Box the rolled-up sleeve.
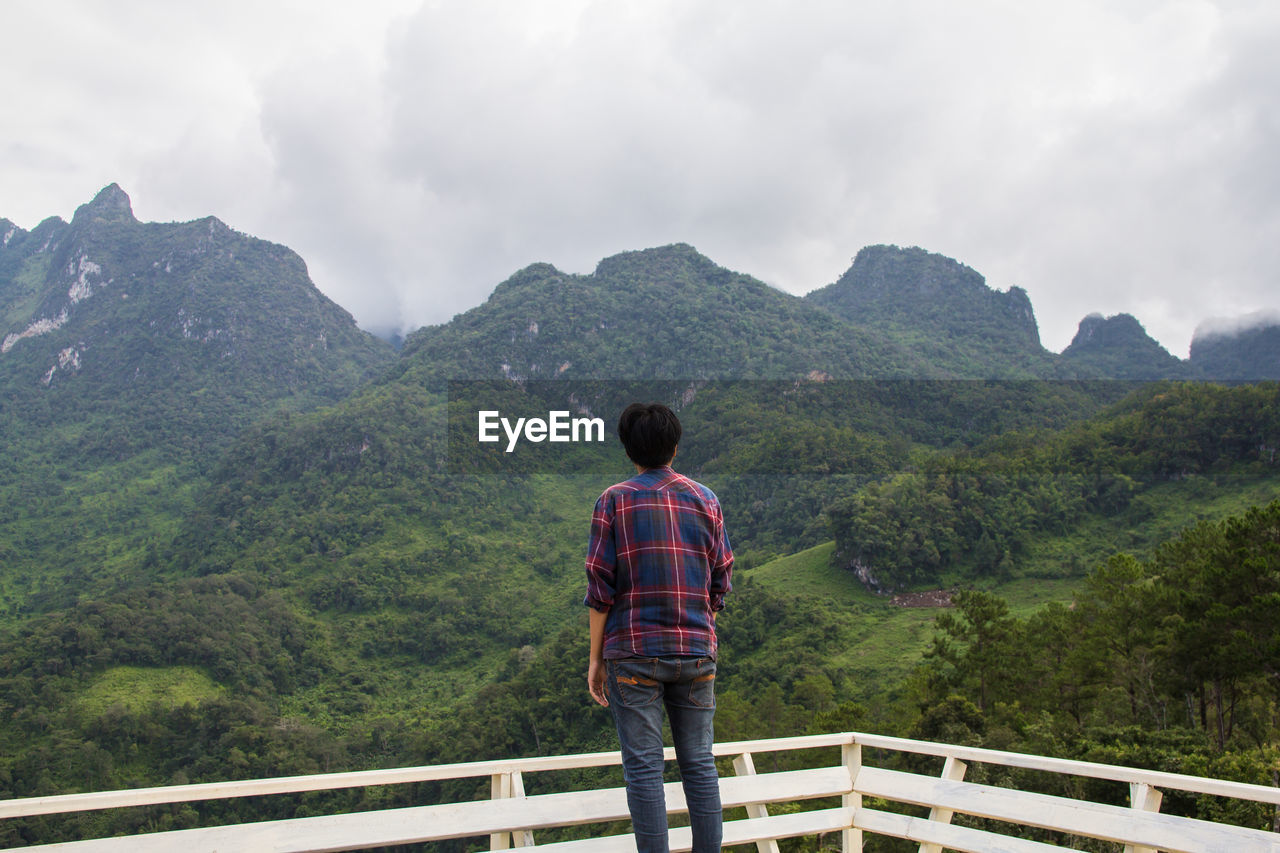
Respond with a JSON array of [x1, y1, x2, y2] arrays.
[[707, 506, 733, 612], [583, 493, 617, 611]]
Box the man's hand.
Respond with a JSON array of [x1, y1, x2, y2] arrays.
[[588, 658, 609, 707], [587, 606, 610, 707]]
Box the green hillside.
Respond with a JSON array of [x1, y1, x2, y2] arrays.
[[805, 244, 1055, 377], [828, 381, 1280, 590], [4, 372, 1277, 844], [1060, 313, 1191, 380], [396, 244, 935, 382], [0, 186, 394, 612], [2, 196, 1280, 845], [1191, 319, 1280, 380]]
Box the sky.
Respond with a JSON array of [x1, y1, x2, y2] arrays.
[[1, 1, 1277, 356]]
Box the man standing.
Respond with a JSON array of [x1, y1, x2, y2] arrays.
[[584, 402, 734, 853]]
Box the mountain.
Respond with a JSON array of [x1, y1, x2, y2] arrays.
[[1, 184, 394, 451], [3, 194, 1280, 837], [804, 245, 1055, 377], [396, 243, 935, 383], [1189, 315, 1280, 380], [1059, 313, 1189, 380], [0, 185, 395, 612]]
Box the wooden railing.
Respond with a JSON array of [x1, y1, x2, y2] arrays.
[[5, 732, 1280, 851]]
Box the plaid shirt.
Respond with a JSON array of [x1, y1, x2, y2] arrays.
[[584, 465, 733, 660]]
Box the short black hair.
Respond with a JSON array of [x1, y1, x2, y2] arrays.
[[617, 402, 681, 469]]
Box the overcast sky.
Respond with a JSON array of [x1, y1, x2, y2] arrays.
[[2, 1, 1277, 356]]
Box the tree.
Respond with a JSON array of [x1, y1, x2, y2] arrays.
[[1074, 553, 1169, 728], [1158, 502, 1280, 748], [927, 590, 1020, 712]]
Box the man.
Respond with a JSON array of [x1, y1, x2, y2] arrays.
[[584, 402, 734, 853]]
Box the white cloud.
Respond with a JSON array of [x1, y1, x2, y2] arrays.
[[2, 0, 1277, 355], [1195, 308, 1280, 340]]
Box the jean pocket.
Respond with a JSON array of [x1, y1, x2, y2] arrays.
[[671, 659, 716, 710], [609, 658, 662, 707]]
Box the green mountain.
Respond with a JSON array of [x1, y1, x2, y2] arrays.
[[1060, 313, 1191, 380], [1189, 315, 1280, 379], [396, 243, 933, 383], [0, 185, 394, 612], [4, 372, 1276, 844], [803, 245, 1216, 381], [1, 185, 392, 436], [2, 193, 1280, 845], [805, 244, 1055, 377]]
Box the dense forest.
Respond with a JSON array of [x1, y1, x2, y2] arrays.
[[2, 190, 1280, 847], [828, 382, 1280, 589], [1, 379, 1277, 846]]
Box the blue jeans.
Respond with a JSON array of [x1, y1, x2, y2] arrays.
[[606, 656, 721, 853]]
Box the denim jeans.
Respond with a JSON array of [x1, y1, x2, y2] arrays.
[[606, 656, 721, 853]]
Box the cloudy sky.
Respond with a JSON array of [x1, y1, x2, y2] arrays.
[[2, 1, 1277, 355]]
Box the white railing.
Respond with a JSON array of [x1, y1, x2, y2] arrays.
[[4, 732, 1280, 851]]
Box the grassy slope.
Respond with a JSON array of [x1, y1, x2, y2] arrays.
[[744, 543, 941, 697], [743, 467, 1280, 703], [76, 666, 227, 717]]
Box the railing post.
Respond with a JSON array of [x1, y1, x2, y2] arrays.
[[843, 741, 863, 853], [490, 771, 534, 850], [733, 752, 781, 853], [1124, 782, 1163, 853], [918, 754, 967, 853]]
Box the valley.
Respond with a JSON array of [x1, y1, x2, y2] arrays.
[[1, 187, 1278, 845]]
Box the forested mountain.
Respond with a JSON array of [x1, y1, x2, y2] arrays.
[[1, 187, 1279, 846], [0, 184, 392, 428], [805, 245, 1054, 377], [1190, 316, 1280, 380], [395, 243, 934, 382], [803, 243, 1279, 381], [398, 239, 1275, 385], [1060, 313, 1191, 380], [0, 186, 393, 611]]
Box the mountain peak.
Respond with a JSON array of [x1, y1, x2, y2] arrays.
[[1068, 312, 1136, 347], [592, 243, 712, 280], [1192, 309, 1280, 343], [838, 244, 989, 296], [1061, 313, 1185, 379], [1189, 311, 1280, 380], [72, 183, 136, 226], [805, 244, 1046, 374]]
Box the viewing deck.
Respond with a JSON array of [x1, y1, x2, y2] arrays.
[[5, 731, 1280, 851]]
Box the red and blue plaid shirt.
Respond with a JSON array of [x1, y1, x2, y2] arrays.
[[584, 465, 733, 660]]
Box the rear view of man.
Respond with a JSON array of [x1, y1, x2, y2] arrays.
[[584, 402, 734, 853]]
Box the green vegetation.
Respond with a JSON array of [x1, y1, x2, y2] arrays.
[[828, 382, 1280, 590], [6, 377, 1276, 845], [1060, 313, 1190, 379], [901, 501, 1280, 835], [806, 245, 1055, 378], [1191, 322, 1280, 380], [0, 186, 393, 612], [397, 245, 935, 383], [75, 666, 226, 717], [3, 202, 1280, 845]]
